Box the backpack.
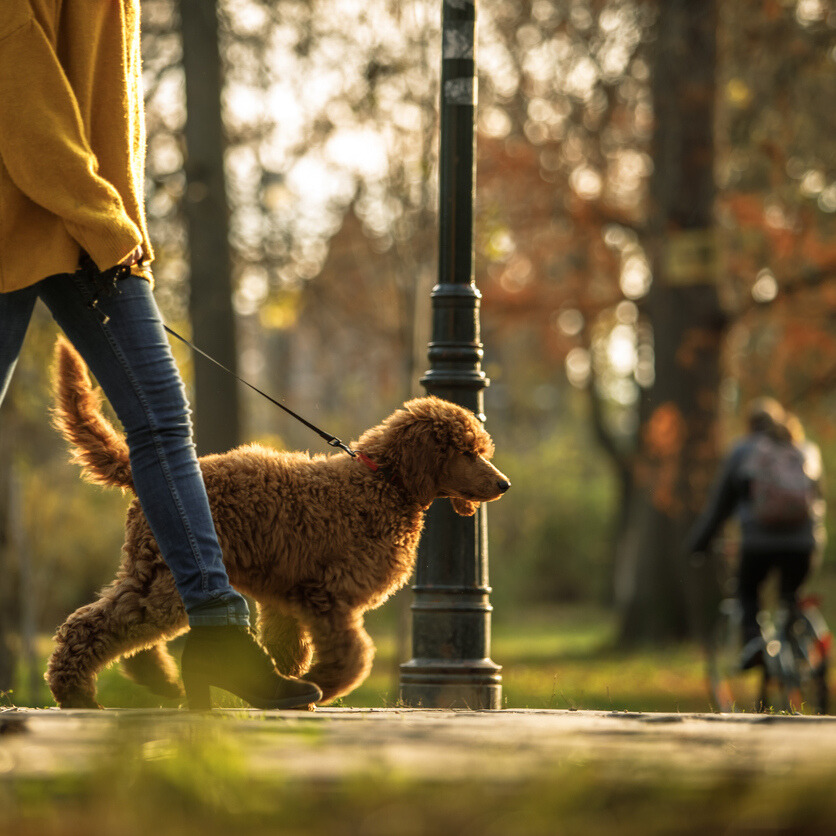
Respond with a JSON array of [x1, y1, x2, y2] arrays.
[[745, 435, 813, 529]]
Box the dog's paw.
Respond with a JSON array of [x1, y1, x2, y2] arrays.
[[286, 702, 317, 712], [57, 696, 104, 710], [150, 681, 185, 700]]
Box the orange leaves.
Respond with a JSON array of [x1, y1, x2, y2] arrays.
[[723, 193, 763, 228], [638, 403, 687, 517], [644, 403, 686, 458], [676, 327, 723, 372]]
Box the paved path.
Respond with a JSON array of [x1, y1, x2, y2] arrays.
[[5, 707, 836, 782]]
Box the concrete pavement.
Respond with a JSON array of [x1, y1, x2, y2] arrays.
[[4, 707, 836, 782]]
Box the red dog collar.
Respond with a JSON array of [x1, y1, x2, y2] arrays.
[[355, 452, 379, 472]]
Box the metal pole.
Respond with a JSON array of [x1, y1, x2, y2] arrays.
[[399, 0, 501, 709]]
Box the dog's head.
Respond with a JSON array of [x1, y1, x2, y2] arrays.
[[356, 396, 510, 515]]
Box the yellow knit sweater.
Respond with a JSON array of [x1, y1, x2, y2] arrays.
[[0, 0, 153, 292]]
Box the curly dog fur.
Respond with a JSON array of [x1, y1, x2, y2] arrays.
[[46, 337, 509, 708]]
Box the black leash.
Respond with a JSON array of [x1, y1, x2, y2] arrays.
[[75, 254, 358, 458], [162, 325, 357, 457]]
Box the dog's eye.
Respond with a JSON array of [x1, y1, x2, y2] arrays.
[[463, 451, 477, 460]]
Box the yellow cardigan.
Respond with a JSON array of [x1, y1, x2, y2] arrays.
[[0, 0, 153, 292]]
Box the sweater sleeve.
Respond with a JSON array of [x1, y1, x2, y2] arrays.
[[0, 13, 143, 270], [685, 445, 746, 555]]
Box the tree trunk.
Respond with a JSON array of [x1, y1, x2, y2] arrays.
[[179, 0, 240, 455], [615, 0, 726, 645]]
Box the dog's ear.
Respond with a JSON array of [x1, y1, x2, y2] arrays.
[[451, 497, 479, 517], [395, 420, 445, 507]]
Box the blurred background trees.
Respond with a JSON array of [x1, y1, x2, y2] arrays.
[[2, 0, 836, 700]]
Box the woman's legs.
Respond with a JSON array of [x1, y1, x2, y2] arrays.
[[37, 271, 248, 626], [0, 284, 39, 404], [737, 550, 812, 671], [738, 551, 772, 644], [777, 551, 812, 614], [7, 270, 320, 708]]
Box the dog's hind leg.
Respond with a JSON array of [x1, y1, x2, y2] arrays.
[[255, 603, 314, 677], [301, 607, 375, 703], [120, 644, 184, 699], [46, 572, 187, 709]]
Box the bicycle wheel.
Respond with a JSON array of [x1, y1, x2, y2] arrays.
[[707, 598, 765, 712], [782, 604, 831, 714]]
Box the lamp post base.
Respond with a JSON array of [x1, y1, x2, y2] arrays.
[[399, 659, 502, 710]]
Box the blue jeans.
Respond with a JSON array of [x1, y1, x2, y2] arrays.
[[0, 270, 249, 627]]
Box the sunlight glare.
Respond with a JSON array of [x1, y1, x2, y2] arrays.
[[620, 253, 651, 299], [751, 269, 778, 303], [326, 129, 389, 179], [608, 324, 637, 377], [566, 347, 591, 388]]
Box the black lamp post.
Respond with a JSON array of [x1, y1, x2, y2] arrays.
[[399, 0, 501, 710]]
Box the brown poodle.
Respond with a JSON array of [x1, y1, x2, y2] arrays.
[[46, 337, 510, 708]]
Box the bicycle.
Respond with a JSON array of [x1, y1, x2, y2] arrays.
[[707, 593, 831, 714]]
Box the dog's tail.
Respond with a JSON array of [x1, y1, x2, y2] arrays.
[[51, 336, 135, 491]]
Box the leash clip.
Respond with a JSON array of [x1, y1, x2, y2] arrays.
[[328, 438, 357, 457]]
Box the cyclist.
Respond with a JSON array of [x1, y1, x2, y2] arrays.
[[686, 398, 821, 671]]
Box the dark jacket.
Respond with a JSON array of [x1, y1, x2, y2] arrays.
[[686, 432, 817, 557]]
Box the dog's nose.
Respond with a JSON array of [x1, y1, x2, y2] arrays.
[[497, 479, 511, 493]]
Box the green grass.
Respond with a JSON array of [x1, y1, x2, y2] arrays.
[[330, 603, 713, 713], [18, 568, 836, 713], [493, 606, 711, 712], [0, 602, 770, 713], [5, 760, 835, 836]]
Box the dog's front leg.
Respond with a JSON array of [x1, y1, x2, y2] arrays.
[[302, 607, 375, 703]]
